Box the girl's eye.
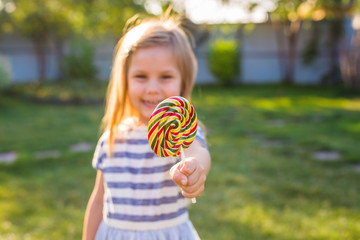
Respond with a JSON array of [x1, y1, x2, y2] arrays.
[[162, 75, 173, 80], [135, 74, 147, 79]]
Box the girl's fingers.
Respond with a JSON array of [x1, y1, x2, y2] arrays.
[[171, 157, 207, 198], [181, 182, 205, 198], [186, 164, 205, 186], [179, 157, 197, 176], [170, 164, 188, 186], [182, 173, 206, 195]]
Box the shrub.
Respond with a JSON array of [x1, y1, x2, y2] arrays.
[[208, 39, 240, 86], [61, 39, 98, 82], [0, 55, 12, 89]]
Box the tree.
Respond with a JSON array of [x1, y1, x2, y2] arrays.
[[9, 0, 77, 81], [270, 0, 322, 84], [16, 10, 50, 81], [7, 0, 146, 81], [216, 0, 360, 87], [0, 1, 15, 39], [83, 0, 146, 39], [209, 0, 306, 84], [316, 0, 360, 88], [343, 13, 360, 88], [301, 0, 359, 88], [266, 0, 360, 88]]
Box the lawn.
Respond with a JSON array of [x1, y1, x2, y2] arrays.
[[0, 85, 360, 239]]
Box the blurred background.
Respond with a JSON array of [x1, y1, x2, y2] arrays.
[[0, 0, 360, 239], [0, 0, 359, 87]]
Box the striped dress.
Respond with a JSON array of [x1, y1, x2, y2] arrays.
[[92, 120, 207, 239]]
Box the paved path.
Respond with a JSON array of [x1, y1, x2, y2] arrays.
[[0, 152, 17, 164], [0, 142, 94, 164]]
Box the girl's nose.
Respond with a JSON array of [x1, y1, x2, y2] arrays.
[[146, 79, 160, 93]]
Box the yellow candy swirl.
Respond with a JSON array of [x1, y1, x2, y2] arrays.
[[148, 96, 197, 157]]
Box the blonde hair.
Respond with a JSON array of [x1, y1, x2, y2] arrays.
[[102, 13, 198, 155]]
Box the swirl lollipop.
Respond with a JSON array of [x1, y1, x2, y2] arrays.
[[148, 96, 197, 158], [148, 96, 198, 203]]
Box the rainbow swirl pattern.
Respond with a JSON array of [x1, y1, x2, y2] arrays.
[[148, 96, 198, 157]]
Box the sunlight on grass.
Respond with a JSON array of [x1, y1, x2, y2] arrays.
[[344, 121, 360, 133], [224, 203, 360, 239], [211, 94, 360, 113], [252, 97, 293, 111], [298, 97, 360, 111], [1, 85, 360, 239]]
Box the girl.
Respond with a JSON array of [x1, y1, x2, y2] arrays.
[[82, 13, 211, 240]]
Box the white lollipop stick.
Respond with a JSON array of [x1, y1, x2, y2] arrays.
[[180, 146, 196, 204]]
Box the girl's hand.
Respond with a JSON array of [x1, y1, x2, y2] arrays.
[[170, 157, 207, 198]]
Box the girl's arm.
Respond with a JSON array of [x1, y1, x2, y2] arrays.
[[170, 139, 211, 198], [82, 170, 104, 240]]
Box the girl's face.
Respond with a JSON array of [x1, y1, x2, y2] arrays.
[[127, 46, 182, 124]]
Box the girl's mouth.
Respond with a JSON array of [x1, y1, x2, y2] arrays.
[[142, 100, 161, 108]]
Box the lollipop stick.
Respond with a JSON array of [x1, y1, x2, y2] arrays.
[[180, 146, 186, 162], [180, 146, 196, 204]]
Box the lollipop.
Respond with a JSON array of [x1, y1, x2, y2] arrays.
[[148, 96, 197, 158], [148, 96, 198, 203]]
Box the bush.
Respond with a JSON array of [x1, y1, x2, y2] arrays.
[[61, 39, 98, 82], [0, 55, 12, 89], [208, 39, 240, 86]]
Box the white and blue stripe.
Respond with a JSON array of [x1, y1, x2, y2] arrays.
[[92, 123, 207, 231]]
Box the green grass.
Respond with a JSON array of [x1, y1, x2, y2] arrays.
[[1, 85, 360, 239], [3, 81, 107, 104]]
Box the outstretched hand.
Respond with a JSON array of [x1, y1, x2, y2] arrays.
[[170, 157, 207, 199]]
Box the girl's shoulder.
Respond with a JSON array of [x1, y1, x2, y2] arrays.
[[120, 117, 147, 130], [118, 117, 147, 134], [94, 130, 110, 154], [110, 117, 148, 141], [99, 117, 147, 142]]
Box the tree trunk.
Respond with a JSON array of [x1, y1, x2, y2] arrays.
[[348, 29, 360, 88], [331, 0, 360, 88], [285, 19, 302, 84], [273, 20, 288, 82], [52, 37, 65, 81], [322, 19, 342, 85], [33, 40, 47, 82], [272, 19, 302, 84], [340, 19, 360, 89]]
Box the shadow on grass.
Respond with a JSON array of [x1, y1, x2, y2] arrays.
[[0, 153, 95, 239], [1, 85, 360, 239]]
